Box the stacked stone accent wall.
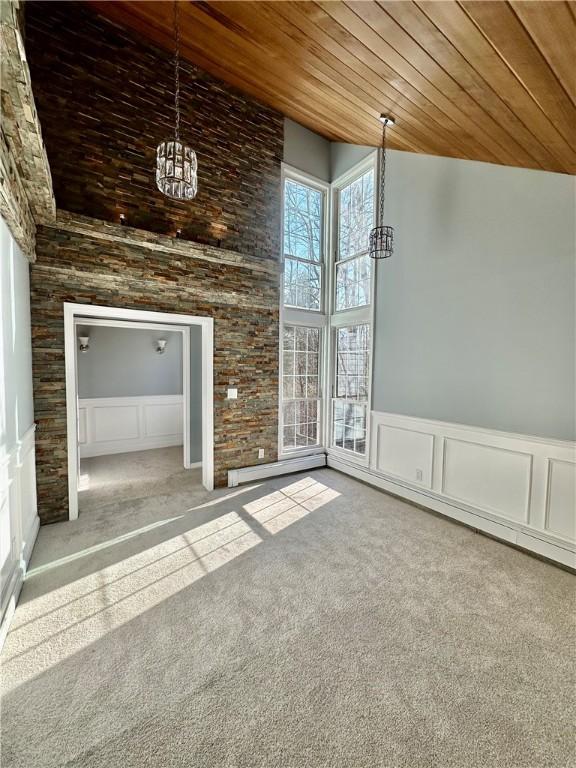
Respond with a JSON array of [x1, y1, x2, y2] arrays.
[[1, 0, 55, 259], [24, 3, 284, 524], [32, 217, 280, 524], [25, 1, 282, 260]]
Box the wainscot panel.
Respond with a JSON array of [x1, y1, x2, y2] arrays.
[[79, 395, 184, 458], [1, 426, 40, 647], [328, 411, 575, 568]]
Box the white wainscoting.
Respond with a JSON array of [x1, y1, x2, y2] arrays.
[[328, 411, 575, 568], [79, 395, 184, 458], [1, 425, 40, 647]]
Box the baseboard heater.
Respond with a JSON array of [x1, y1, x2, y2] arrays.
[[228, 453, 326, 487]]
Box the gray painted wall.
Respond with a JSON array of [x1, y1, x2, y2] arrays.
[[284, 118, 330, 181], [77, 323, 203, 460], [372, 150, 576, 441], [331, 142, 373, 181], [283, 121, 575, 441], [77, 325, 183, 398], [188, 326, 203, 464], [1, 216, 35, 454]]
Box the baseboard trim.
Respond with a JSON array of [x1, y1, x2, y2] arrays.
[[228, 453, 327, 487], [0, 513, 40, 651], [327, 454, 576, 569], [81, 437, 184, 458]]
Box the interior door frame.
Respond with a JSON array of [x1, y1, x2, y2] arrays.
[[64, 302, 214, 520], [74, 317, 191, 469]]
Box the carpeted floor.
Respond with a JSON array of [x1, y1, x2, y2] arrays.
[[1, 467, 574, 768], [79, 446, 198, 512]]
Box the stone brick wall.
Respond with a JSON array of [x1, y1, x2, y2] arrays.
[[24, 2, 284, 524], [32, 215, 280, 524], [25, 1, 282, 259]]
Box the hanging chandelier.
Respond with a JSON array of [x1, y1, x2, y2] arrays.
[[369, 114, 395, 259], [156, 1, 197, 200]]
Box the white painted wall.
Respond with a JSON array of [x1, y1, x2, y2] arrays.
[[1, 217, 34, 452], [0, 216, 39, 639]]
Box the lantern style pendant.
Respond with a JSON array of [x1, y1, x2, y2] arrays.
[[156, 1, 197, 200], [369, 114, 395, 259]]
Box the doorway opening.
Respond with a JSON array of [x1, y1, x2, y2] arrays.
[[64, 303, 214, 520]]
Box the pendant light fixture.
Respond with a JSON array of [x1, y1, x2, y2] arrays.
[[369, 114, 395, 259], [156, 1, 197, 200]]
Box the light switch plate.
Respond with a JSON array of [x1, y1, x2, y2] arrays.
[[227, 388, 238, 400]]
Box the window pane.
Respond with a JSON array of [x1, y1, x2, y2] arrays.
[[283, 179, 322, 262], [283, 425, 296, 449], [283, 351, 294, 375], [331, 400, 367, 456], [283, 326, 295, 350], [338, 169, 374, 261], [282, 325, 321, 452], [284, 257, 321, 310], [283, 377, 294, 399], [295, 327, 308, 351], [335, 254, 370, 311], [331, 325, 369, 456]]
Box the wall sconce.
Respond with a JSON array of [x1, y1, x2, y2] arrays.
[[156, 339, 167, 355], [79, 335, 90, 353]]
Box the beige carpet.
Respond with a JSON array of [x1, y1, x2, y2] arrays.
[[1, 468, 574, 768], [79, 446, 199, 512]]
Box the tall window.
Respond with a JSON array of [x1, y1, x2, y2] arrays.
[[282, 326, 320, 450], [283, 179, 322, 311], [335, 168, 374, 312], [280, 171, 328, 454], [330, 160, 375, 458], [280, 158, 375, 461]]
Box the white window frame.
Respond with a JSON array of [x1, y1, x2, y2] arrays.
[[326, 152, 378, 468], [279, 164, 330, 460]]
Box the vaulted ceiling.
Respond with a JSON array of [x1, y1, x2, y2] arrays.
[[89, 1, 576, 174]]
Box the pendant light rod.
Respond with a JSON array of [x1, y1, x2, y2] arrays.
[[369, 113, 396, 260], [174, 0, 180, 142], [155, 0, 198, 200]]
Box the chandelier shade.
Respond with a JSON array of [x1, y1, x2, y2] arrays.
[[156, 1, 197, 201], [156, 140, 197, 200], [369, 114, 395, 260], [369, 224, 394, 260]]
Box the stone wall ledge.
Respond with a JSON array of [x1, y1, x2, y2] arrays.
[[45, 210, 279, 277]]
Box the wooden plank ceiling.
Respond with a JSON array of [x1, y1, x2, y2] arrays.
[[89, 1, 576, 174]]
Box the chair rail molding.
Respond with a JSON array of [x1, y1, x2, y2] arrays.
[[328, 411, 575, 568]]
